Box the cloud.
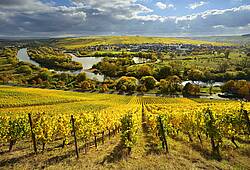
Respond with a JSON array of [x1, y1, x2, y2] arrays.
[[188, 1, 208, 10], [0, 0, 249, 37], [0, 0, 35, 6], [72, 0, 153, 20], [0, 0, 87, 36], [176, 5, 250, 35], [155, 2, 174, 10], [0, 0, 51, 13], [213, 25, 225, 29]]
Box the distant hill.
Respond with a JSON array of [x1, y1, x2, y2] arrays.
[[242, 34, 250, 37], [188, 35, 250, 45], [53, 36, 232, 49]]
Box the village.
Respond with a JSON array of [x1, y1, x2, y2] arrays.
[[83, 43, 236, 54]]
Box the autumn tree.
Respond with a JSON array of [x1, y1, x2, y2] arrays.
[[76, 72, 87, 83], [116, 76, 138, 92], [182, 82, 200, 96], [140, 76, 157, 91]]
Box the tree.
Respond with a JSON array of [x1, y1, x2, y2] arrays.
[[140, 76, 157, 91], [43, 81, 50, 88], [39, 70, 51, 81], [183, 82, 200, 96], [203, 71, 215, 82], [80, 80, 91, 91], [187, 69, 204, 81], [221, 80, 250, 98], [76, 72, 86, 83], [137, 84, 147, 93], [37, 78, 43, 85], [225, 50, 230, 59], [57, 81, 66, 88], [116, 76, 138, 92], [56, 73, 74, 83], [99, 62, 119, 77], [221, 80, 236, 93], [0, 75, 10, 84], [167, 75, 182, 94], [99, 84, 109, 93], [17, 65, 33, 74], [137, 65, 152, 78], [31, 80, 37, 85], [238, 85, 249, 97], [159, 75, 182, 95], [159, 79, 170, 94], [218, 61, 229, 73], [203, 71, 216, 95], [156, 65, 173, 79]]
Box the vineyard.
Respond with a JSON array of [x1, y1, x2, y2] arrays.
[[0, 85, 250, 169]]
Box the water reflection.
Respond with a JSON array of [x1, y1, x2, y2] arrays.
[[16, 48, 105, 81]]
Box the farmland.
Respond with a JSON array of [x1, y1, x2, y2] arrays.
[[54, 36, 233, 49], [0, 86, 249, 169], [1, 0, 250, 169]]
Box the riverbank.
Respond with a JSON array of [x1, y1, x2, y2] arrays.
[[16, 48, 105, 81]]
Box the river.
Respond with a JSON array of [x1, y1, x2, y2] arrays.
[[16, 48, 105, 81], [181, 81, 224, 87], [16, 48, 224, 86], [17, 48, 40, 67]]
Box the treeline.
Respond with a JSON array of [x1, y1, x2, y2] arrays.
[[77, 50, 157, 60], [93, 57, 250, 82], [0, 47, 42, 84], [92, 57, 135, 77], [88, 46, 250, 83], [221, 80, 250, 99], [28, 47, 82, 70]]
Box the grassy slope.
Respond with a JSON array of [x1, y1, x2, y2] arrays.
[[0, 86, 249, 169], [55, 36, 233, 49]]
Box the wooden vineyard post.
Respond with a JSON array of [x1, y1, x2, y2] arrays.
[[102, 131, 105, 144], [94, 134, 97, 148], [142, 103, 144, 115], [28, 113, 37, 154], [243, 110, 250, 134], [158, 116, 169, 153], [71, 115, 79, 159]]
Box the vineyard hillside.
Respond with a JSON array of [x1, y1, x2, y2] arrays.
[[0, 85, 250, 170]]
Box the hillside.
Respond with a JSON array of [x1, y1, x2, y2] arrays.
[[189, 35, 250, 45], [0, 86, 250, 169], [54, 36, 232, 49], [242, 34, 250, 37]]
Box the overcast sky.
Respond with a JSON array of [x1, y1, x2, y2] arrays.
[[0, 0, 250, 37]]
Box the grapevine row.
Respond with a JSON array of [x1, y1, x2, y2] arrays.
[[143, 102, 250, 159], [0, 105, 138, 155]]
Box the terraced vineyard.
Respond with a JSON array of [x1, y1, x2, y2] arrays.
[[0, 85, 249, 169]]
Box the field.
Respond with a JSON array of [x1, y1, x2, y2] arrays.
[[0, 86, 250, 169], [54, 36, 233, 49]]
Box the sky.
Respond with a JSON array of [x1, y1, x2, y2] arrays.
[[0, 0, 250, 37]]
